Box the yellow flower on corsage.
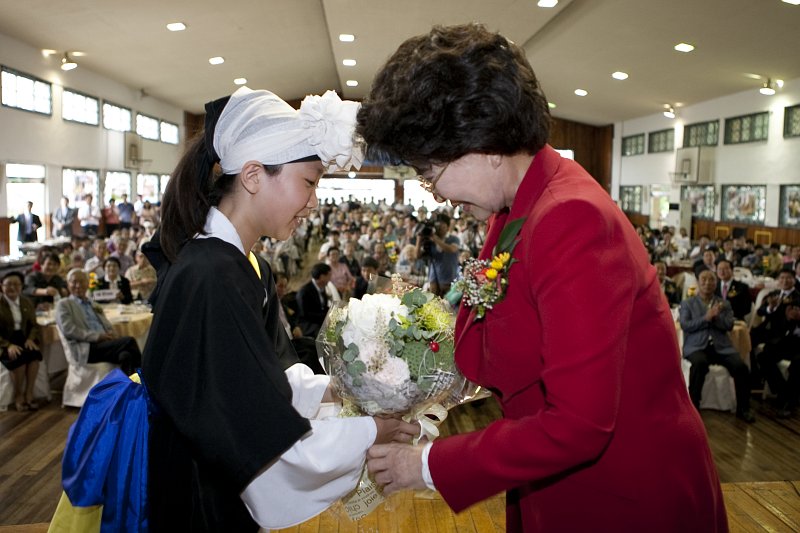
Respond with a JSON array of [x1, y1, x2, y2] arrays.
[[88, 272, 98, 292], [454, 217, 526, 320], [728, 289, 738, 297]]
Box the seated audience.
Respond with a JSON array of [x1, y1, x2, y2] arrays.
[[654, 261, 681, 307], [295, 263, 332, 338], [274, 273, 325, 375], [56, 269, 142, 375], [693, 248, 717, 277], [24, 252, 68, 308], [325, 247, 354, 300], [715, 259, 752, 321], [354, 257, 379, 300], [0, 272, 43, 411], [84, 238, 108, 276], [766, 243, 785, 277], [742, 245, 767, 276], [758, 298, 800, 419], [97, 257, 134, 304], [679, 269, 754, 423], [125, 249, 157, 301], [752, 268, 798, 350]]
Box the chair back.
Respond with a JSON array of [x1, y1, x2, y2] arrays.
[[55, 323, 115, 408], [733, 267, 754, 285]]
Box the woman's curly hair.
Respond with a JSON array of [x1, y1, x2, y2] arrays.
[[356, 23, 551, 169]]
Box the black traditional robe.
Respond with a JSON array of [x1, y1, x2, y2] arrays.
[[142, 237, 309, 531]]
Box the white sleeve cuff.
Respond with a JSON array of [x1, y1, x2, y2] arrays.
[[421, 441, 436, 491], [284, 363, 330, 418]]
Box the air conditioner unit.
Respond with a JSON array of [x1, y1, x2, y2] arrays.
[[671, 146, 715, 184]]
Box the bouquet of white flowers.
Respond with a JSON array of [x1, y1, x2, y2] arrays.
[[318, 279, 462, 416]]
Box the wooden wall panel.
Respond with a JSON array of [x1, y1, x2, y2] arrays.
[[693, 220, 800, 246], [549, 117, 613, 192]]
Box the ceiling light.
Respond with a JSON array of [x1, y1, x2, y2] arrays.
[[760, 79, 776, 96], [548, 102, 557, 109], [538, 0, 558, 6], [346, 80, 358, 87], [234, 78, 247, 85], [342, 59, 357, 66], [663, 106, 675, 119], [674, 42, 695, 53], [60, 53, 78, 71], [41, 49, 57, 57], [611, 71, 628, 80], [166, 22, 186, 31], [574, 89, 588, 97], [339, 34, 355, 42], [782, 0, 800, 5], [776, 79, 785, 88], [209, 56, 224, 65], [71, 51, 86, 57], [348, 171, 357, 178]]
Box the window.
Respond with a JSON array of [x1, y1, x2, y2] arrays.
[[103, 101, 132, 132], [784, 104, 800, 139], [104, 171, 132, 203], [721, 185, 766, 223], [160, 174, 171, 199], [1, 67, 52, 115], [681, 186, 715, 220], [137, 173, 160, 203], [136, 113, 159, 140], [619, 186, 643, 213], [621, 134, 645, 156], [62, 88, 99, 125], [5, 163, 46, 252], [683, 120, 719, 147], [724, 112, 768, 144], [648, 129, 674, 153], [160, 121, 179, 144], [63, 168, 100, 204]]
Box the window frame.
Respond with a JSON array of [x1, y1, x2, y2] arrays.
[[160, 120, 180, 145], [723, 111, 769, 145], [136, 112, 160, 140], [0, 65, 53, 116], [102, 99, 133, 132], [621, 133, 645, 157], [647, 128, 675, 154], [784, 104, 800, 139], [683, 120, 720, 148], [61, 86, 100, 126]]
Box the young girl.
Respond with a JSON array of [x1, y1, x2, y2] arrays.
[[142, 87, 417, 531]]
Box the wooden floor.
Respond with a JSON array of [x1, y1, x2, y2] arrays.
[[1, 393, 800, 530]]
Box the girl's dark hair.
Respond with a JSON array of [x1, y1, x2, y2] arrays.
[[103, 256, 121, 268], [356, 23, 551, 168], [159, 131, 281, 262], [43, 252, 61, 265]]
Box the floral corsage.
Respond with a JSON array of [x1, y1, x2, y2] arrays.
[[454, 217, 525, 320]]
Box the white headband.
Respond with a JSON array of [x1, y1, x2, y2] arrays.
[[213, 87, 363, 174]]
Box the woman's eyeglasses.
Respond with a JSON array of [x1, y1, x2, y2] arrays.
[[417, 162, 449, 203]]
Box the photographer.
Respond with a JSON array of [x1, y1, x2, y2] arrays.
[[416, 213, 460, 296]]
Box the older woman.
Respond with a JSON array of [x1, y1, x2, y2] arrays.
[[0, 272, 43, 411], [359, 24, 727, 532], [24, 252, 68, 308]]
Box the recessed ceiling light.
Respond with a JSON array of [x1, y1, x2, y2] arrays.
[[538, 0, 558, 6], [574, 89, 588, 97], [339, 34, 355, 42], [782, 0, 800, 5], [611, 71, 628, 80], [209, 56, 224, 65], [346, 80, 359, 87], [674, 42, 695, 53], [166, 22, 186, 31], [776, 79, 785, 88], [234, 78, 247, 85], [71, 51, 86, 57], [41, 49, 57, 57], [548, 102, 557, 109], [342, 59, 357, 66]]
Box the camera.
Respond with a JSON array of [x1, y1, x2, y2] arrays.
[[418, 222, 435, 258]]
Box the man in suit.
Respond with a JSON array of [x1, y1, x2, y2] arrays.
[[758, 298, 800, 418], [274, 272, 324, 374], [751, 268, 798, 349], [55, 268, 141, 374], [52, 196, 76, 238], [680, 269, 754, 422], [295, 263, 332, 338], [715, 259, 752, 321], [10, 201, 41, 243]]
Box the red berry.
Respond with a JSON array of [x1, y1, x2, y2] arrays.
[[429, 341, 440, 352]]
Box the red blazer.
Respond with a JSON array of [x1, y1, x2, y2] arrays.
[[429, 146, 727, 532]]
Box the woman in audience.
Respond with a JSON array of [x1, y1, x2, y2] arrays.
[[324, 247, 354, 299], [0, 272, 42, 411], [125, 250, 156, 301], [23, 252, 68, 309], [142, 86, 417, 530], [96, 257, 133, 304], [357, 23, 727, 532]]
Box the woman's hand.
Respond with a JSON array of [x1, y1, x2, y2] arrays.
[[373, 417, 420, 445], [7, 344, 22, 360], [24, 339, 38, 351], [367, 443, 427, 495]]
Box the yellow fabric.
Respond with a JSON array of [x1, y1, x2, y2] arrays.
[[248, 251, 262, 279], [47, 492, 102, 533]]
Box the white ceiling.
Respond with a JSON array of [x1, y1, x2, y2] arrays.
[[1, 0, 798, 126]]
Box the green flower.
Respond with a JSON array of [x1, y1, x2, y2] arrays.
[[416, 300, 454, 332]]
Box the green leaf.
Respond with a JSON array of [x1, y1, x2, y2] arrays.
[[401, 290, 429, 308], [343, 343, 359, 362], [493, 217, 526, 256], [347, 360, 366, 377]]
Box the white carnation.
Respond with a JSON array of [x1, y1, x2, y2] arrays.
[[341, 293, 407, 348], [372, 356, 411, 388]]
